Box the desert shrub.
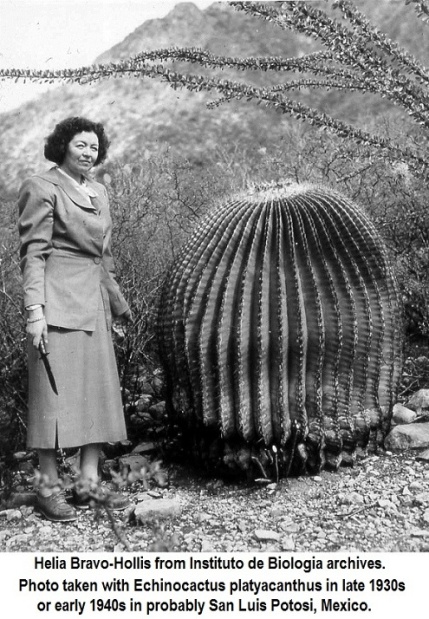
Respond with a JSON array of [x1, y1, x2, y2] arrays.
[[0, 198, 27, 456], [213, 124, 429, 341], [97, 151, 241, 403], [303, 131, 429, 342]]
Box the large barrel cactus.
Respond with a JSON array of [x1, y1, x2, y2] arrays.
[[157, 182, 403, 478]]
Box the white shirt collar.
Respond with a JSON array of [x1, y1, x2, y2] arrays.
[[56, 166, 98, 199]]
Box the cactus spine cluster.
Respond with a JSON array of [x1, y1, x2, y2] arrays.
[[158, 182, 403, 478]]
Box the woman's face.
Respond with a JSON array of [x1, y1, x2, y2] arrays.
[[61, 131, 99, 181]]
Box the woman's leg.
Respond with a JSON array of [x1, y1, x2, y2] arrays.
[[79, 443, 101, 482], [36, 449, 78, 521], [76, 443, 129, 511], [37, 448, 59, 494]]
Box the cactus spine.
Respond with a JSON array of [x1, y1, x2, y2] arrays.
[[158, 182, 403, 478]]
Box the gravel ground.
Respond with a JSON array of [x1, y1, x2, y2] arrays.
[[1, 449, 429, 553]]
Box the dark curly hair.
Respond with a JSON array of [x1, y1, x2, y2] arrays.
[[44, 116, 110, 166]]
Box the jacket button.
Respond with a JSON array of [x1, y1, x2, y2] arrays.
[[94, 257, 101, 264]]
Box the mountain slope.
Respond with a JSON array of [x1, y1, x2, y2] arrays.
[[0, 0, 426, 197]]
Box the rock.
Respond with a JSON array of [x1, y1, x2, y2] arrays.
[[406, 389, 429, 413], [270, 506, 284, 518], [280, 521, 300, 534], [134, 498, 182, 524], [152, 376, 164, 395], [409, 480, 424, 490], [254, 529, 281, 542], [404, 465, 417, 476], [339, 492, 364, 505], [377, 499, 397, 511], [137, 412, 155, 425], [416, 449, 429, 462], [281, 536, 295, 551], [122, 387, 131, 402], [20, 506, 35, 517], [140, 381, 155, 395], [6, 533, 31, 548], [422, 509, 429, 525], [327, 532, 340, 543], [148, 401, 166, 420], [136, 395, 153, 412], [23, 526, 34, 534], [196, 512, 211, 524], [6, 509, 23, 521], [392, 403, 417, 425], [119, 453, 149, 472], [132, 442, 156, 454], [414, 492, 429, 506], [384, 423, 429, 451], [12, 451, 29, 461]]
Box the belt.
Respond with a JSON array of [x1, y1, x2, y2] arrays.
[[51, 247, 102, 264]]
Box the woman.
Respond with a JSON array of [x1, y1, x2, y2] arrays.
[[18, 116, 132, 522]]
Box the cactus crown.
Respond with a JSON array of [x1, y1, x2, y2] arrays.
[[244, 180, 313, 199]]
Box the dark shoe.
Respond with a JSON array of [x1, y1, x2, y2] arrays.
[[36, 490, 79, 522], [72, 487, 130, 511], [71, 490, 90, 510]]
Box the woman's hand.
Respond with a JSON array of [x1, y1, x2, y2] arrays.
[[119, 309, 133, 324], [26, 307, 48, 349]]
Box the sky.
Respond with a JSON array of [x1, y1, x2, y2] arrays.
[[0, 0, 216, 113]]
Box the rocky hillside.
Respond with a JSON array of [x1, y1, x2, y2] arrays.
[[0, 0, 426, 197]]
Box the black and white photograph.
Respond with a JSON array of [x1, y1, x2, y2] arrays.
[[0, 0, 428, 615]]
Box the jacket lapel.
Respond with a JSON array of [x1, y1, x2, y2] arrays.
[[42, 167, 98, 212]]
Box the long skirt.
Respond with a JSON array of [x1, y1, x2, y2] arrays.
[[26, 288, 127, 450]]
